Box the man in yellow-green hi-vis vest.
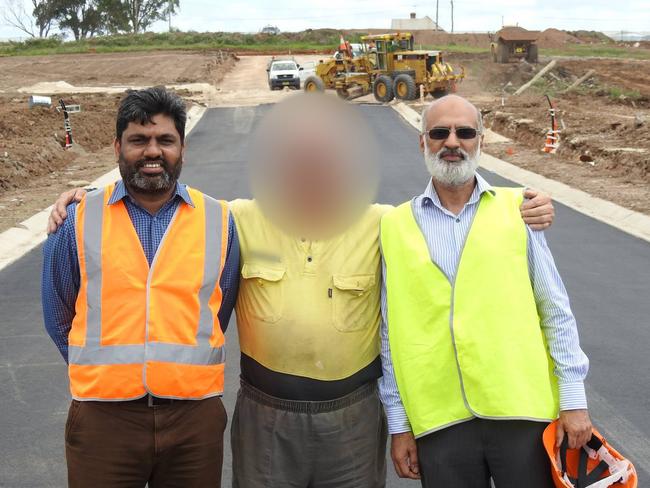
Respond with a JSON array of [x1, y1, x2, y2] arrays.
[[379, 95, 592, 488]]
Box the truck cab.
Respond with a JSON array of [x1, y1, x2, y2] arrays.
[[267, 59, 302, 90]]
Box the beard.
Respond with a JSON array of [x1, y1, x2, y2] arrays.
[[118, 152, 182, 194], [424, 144, 480, 187]]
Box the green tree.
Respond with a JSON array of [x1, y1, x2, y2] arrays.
[[50, 0, 106, 40], [33, 0, 57, 37], [110, 0, 179, 34]]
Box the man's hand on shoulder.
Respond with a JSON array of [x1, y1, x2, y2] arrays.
[[556, 409, 593, 449], [520, 188, 555, 231], [47, 188, 87, 234], [391, 431, 421, 480]]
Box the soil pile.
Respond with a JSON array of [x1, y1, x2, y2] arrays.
[[0, 93, 119, 192], [568, 30, 614, 44], [536, 28, 583, 48], [0, 51, 236, 91]]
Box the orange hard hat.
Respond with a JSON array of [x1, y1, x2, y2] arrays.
[[543, 420, 637, 488]]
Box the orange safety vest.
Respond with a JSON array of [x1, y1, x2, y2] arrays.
[[69, 183, 229, 401]]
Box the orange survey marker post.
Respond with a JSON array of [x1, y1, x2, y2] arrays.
[[543, 95, 560, 154]]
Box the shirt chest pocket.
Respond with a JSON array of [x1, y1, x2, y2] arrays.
[[331, 274, 377, 332], [240, 263, 286, 324]]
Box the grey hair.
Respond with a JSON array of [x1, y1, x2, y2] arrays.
[[420, 99, 484, 135]]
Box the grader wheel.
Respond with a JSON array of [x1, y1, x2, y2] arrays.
[[393, 74, 417, 101], [373, 75, 394, 103], [304, 76, 325, 93]]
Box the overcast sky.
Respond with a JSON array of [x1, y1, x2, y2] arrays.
[[1, 0, 648, 39]]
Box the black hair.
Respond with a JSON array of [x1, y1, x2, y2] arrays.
[[116, 86, 187, 143]]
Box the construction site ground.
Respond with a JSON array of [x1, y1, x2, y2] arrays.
[[446, 53, 650, 216], [1, 48, 649, 232]]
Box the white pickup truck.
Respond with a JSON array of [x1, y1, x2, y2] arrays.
[[267, 58, 302, 90]]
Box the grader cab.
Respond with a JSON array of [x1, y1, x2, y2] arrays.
[[303, 32, 465, 102]]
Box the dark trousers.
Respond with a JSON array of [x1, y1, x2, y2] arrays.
[[416, 418, 554, 488], [65, 396, 227, 488], [231, 379, 387, 488]]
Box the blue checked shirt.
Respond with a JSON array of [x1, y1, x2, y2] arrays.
[[42, 181, 240, 363], [378, 174, 589, 434]]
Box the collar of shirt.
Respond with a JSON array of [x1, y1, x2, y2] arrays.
[[417, 173, 495, 217], [107, 180, 195, 209]]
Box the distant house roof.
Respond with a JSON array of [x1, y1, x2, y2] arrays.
[[391, 15, 443, 32]]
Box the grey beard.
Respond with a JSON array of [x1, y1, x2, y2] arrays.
[[424, 145, 480, 187]]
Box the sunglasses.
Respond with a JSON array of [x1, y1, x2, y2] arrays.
[[426, 127, 480, 140]]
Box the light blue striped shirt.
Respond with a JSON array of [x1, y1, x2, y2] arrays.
[[378, 174, 589, 435]]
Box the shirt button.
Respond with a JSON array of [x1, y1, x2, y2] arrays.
[[307, 257, 313, 262], [301, 237, 306, 242], [455, 218, 461, 223]]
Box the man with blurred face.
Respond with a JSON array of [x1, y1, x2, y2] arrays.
[[379, 95, 592, 487], [42, 87, 239, 487], [46, 93, 556, 488]]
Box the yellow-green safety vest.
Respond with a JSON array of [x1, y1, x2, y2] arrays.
[[380, 188, 559, 438]]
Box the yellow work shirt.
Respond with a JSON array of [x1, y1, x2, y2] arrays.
[[229, 199, 392, 381]]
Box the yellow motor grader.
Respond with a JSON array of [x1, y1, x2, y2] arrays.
[[303, 32, 465, 102]]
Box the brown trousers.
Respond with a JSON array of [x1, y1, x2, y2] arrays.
[[65, 396, 227, 488]]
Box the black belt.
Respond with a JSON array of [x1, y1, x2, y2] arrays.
[[133, 394, 177, 407]]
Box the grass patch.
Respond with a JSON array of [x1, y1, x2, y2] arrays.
[[0, 30, 358, 57], [541, 44, 650, 60], [419, 44, 489, 54], [2, 31, 648, 60], [606, 86, 642, 101]]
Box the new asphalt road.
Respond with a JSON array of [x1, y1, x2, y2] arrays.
[[1, 104, 648, 487]]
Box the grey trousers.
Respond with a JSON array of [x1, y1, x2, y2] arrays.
[[416, 418, 554, 488], [231, 379, 387, 488]]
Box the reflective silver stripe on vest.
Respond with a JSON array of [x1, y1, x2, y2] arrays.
[[70, 188, 138, 365], [145, 194, 226, 365], [70, 188, 226, 367], [69, 344, 144, 365], [146, 342, 226, 365], [83, 188, 106, 348]]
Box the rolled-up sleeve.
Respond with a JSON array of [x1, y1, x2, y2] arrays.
[[527, 227, 589, 411], [42, 203, 80, 363], [378, 258, 412, 434]]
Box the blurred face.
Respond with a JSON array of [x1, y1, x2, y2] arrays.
[[420, 98, 482, 187], [115, 114, 184, 195], [250, 94, 378, 240]]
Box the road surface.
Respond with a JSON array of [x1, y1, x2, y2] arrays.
[[1, 104, 648, 487]]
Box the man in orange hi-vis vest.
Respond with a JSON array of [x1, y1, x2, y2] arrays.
[[41, 87, 240, 487]]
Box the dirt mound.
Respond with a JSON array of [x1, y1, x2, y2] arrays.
[[0, 51, 234, 92], [568, 30, 614, 44], [558, 58, 650, 99], [536, 28, 582, 48], [345, 28, 584, 50], [0, 93, 120, 192], [345, 29, 491, 48]]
